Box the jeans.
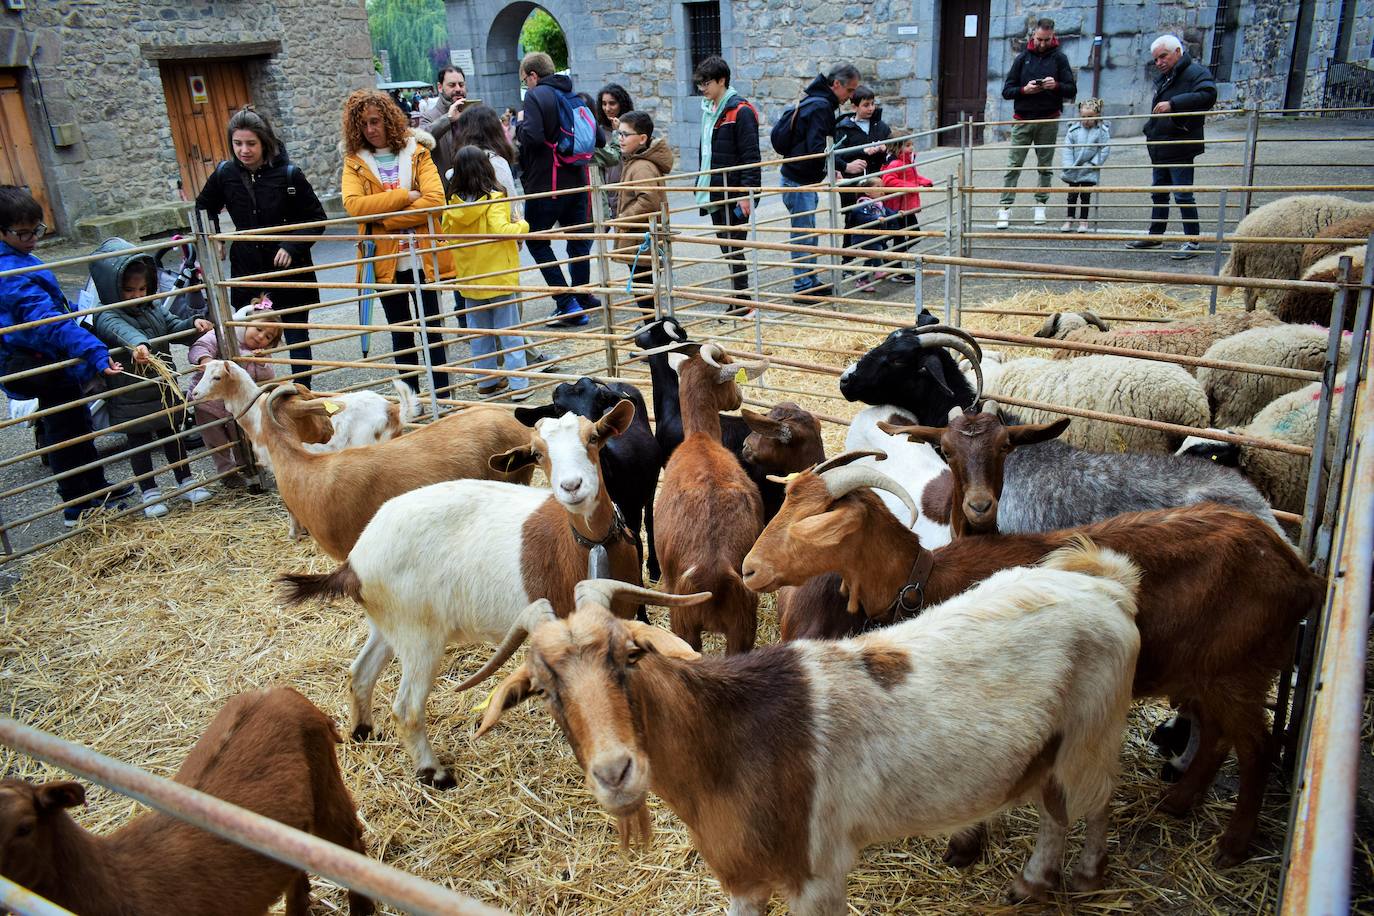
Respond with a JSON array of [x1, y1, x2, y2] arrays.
[[708, 202, 751, 293], [6, 368, 113, 505], [1065, 181, 1094, 220], [1001, 119, 1059, 206], [379, 268, 449, 396], [525, 191, 592, 310], [1149, 164, 1201, 238], [462, 294, 528, 392], [781, 176, 822, 292]]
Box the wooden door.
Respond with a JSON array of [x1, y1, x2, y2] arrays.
[[938, 0, 991, 145], [0, 71, 55, 226], [159, 60, 252, 199]]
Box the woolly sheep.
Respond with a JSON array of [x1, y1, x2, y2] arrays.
[[1270, 245, 1366, 330], [1037, 309, 1281, 371], [978, 353, 1210, 454], [1178, 381, 1345, 517], [1298, 213, 1374, 272], [1220, 195, 1374, 308], [1199, 324, 1351, 428]]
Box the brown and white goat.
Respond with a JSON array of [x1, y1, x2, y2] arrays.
[[0, 688, 372, 916], [255, 386, 531, 559], [741, 460, 1322, 866], [478, 555, 1141, 909], [278, 403, 643, 787], [655, 343, 768, 652]]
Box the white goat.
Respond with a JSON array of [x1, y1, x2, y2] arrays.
[[843, 405, 953, 548]]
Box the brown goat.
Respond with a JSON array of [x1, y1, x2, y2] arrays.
[[256, 388, 532, 560], [0, 688, 372, 916], [740, 403, 826, 476], [1299, 213, 1374, 271], [655, 343, 768, 653], [742, 464, 1321, 866], [1271, 244, 1365, 329]]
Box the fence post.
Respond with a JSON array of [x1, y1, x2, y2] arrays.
[[1241, 106, 1260, 217], [406, 241, 442, 421], [748, 190, 765, 353], [588, 168, 619, 377], [1208, 187, 1229, 314], [192, 208, 262, 485], [826, 145, 843, 294], [657, 200, 676, 317]]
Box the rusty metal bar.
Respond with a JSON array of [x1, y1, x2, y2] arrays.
[[0, 719, 508, 916]]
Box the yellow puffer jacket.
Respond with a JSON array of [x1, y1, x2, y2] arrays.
[[341, 130, 456, 284], [440, 190, 529, 300]]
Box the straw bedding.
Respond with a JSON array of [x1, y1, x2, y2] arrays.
[[0, 284, 1315, 915]]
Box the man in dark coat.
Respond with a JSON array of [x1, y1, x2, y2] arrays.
[[997, 18, 1076, 229], [1127, 34, 1218, 260], [777, 63, 860, 300], [694, 55, 761, 314]]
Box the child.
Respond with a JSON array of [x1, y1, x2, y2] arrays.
[[1060, 98, 1111, 232], [612, 110, 675, 315], [441, 145, 533, 400], [186, 298, 282, 487], [879, 138, 935, 283], [89, 238, 215, 517], [0, 186, 132, 526]]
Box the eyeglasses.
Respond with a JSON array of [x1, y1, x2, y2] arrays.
[[2, 223, 47, 242], [617, 130, 641, 139]]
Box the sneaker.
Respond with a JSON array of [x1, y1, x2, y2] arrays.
[[891, 272, 916, 284], [62, 501, 95, 528], [1060, 221, 1073, 232], [181, 485, 214, 504], [547, 304, 590, 328], [96, 485, 135, 511], [576, 294, 603, 312], [1077, 221, 1091, 233], [1033, 206, 1047, 225], [1171, 241, 1201, 260], [995, 208, 1011, 229], [1126, 238, 1162, 249], [509, 386, 535, 402], [183, 432, 205, 450], [142, 488, 170, 519]]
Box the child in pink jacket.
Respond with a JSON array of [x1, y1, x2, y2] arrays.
[[880, 138, 935, 229]]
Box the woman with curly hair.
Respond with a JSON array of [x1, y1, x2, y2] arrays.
[[341, 88, 455, 397], [595, 83, 634, 218]]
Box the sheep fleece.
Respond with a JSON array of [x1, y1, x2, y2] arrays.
[[1199, 324, 1351, 428], [1221, 195, 1374, 307]]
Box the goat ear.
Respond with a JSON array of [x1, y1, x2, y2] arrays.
[[490, 445, 538, 474], [624, 621, 701, 660], [1081, 311, 1109, 331], [514, 404, 558, 427], [474, 666, 536, 738], [35, 780, 86, 812], [740, 408, 783, 438], [1035, 313, 1061, 338], [596, 399, 635, 439], [876, 420, 945, 448], [1008, 417, 1070, 447], [790, 506, 864, 551]]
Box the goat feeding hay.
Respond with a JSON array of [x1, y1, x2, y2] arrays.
[[2, 492, 1289, 914]]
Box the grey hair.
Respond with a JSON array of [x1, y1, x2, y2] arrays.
[[1150, 35, 1183, 55]]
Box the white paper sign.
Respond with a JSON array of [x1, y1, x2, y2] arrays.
[[897, 25, 919, 35], [964, 14, 978, 38]]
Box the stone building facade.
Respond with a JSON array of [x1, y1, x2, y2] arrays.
[[0, 0, 374, 239]]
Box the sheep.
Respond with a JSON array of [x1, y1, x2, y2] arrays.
[[1037, 309, 1282, 371], [517, 377, 664, 580], [741, 460, 1321, 865], [476, 554, 1141, 908], [253, 386, 532, 560], [278, 403, 644, 786], [1220, 194, 1374, 308], [0, 687, 372, 916], [1179, 381, 1345, 518], [1198, 323, 1351, 429], [1270, 244, 1366, 330], [1298, 213, 1374, 271], [655, 342, 769, 653]]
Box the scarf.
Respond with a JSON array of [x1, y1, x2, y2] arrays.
[[695, 87, 739, 208]]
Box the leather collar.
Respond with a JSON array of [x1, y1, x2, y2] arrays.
[[569, 503, 633, 550], [883, 546, 936, 622]]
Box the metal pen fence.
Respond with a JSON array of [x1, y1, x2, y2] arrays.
[[1, 103, 1370, 914]]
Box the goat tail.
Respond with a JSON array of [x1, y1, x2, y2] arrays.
[[1040, 535, 1142, 616], [391, 378, 420, 422], [277, 562, 363, 606]]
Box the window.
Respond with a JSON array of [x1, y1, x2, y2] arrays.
[[1208, 0, 1240, 82], [685, 1, 721, 94]]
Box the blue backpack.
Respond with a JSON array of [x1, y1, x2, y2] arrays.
[[550, 89, 597, 166]]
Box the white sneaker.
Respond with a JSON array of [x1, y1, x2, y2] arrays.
[[1078, 221, 1091, 233], [996, 208, 1011, 229], [181, 485, 214, 504], [142, 489, 170, 519], [1059, 221, 1073, 232], [1033, 206, 1047, 225]]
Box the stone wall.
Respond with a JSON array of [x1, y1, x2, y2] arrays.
[[2, 0, 372, 235]]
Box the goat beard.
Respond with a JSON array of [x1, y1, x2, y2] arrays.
[[615, 803, 653, 852]]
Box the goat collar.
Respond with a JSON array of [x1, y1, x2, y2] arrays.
[[882, 545, 936, 622], [569, 502, 634, 551]]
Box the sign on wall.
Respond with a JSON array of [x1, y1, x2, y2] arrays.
[[188, 74, 208, 105]]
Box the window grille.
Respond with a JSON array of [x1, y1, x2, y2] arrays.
[[1208, 0, 1240, 82], [686, 1, 721, 94]]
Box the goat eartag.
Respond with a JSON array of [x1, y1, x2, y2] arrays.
[[322, 400, 342, 415], [735, 368, 747, 384], [472, 689, 496, 714]]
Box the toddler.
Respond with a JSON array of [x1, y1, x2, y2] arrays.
[[1060, 98, 1111, 232]]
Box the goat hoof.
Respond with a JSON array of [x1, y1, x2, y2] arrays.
[[1068, 869, 1105, 893], [418, 768, 457, 790], [1212, 839, 1250, 868], [1006, 876, 1055, 904], [942, 839, 983, 869], [1158, 787, 1198, 817], [350, 723, 373, 742]]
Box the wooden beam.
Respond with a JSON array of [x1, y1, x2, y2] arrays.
[[141, 41, 281, 61]]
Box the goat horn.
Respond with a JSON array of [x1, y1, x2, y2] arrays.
[[918, 333, 984, 404], [812, 449, 886, 475], [699, 342, 725, 368], [454, 599, 557, 693], [575, 578, 713, 611], [819, 465, 918, 527], [911, 324, 983, 360], [719, 357, 768, 385], [263, 384, 296, 428], [981, 398, 999, 415]]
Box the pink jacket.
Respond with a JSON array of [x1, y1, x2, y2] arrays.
[[880, 151, 934, 212], [185, 328, 276, 395]]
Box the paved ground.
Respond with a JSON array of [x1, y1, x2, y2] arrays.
[[2, 114, 1372, 563]]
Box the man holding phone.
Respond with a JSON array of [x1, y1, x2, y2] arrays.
[[418, 65, 469, 186], [997, 18, 1076, 229]]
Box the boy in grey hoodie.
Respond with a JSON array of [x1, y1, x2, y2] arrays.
[[1059, 99, 1110, 232]]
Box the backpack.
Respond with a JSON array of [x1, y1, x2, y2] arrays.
[[770, 95, 825, 157], [549, 89, 597, 165]]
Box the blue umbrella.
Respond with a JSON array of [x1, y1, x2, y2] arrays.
[[359, 239, 377, 357]]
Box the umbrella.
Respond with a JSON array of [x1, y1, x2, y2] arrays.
[[359, 239, 377, 357]]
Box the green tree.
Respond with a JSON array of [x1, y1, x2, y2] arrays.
[[520, 10, 568, 71], [366, 0, 450, 83]]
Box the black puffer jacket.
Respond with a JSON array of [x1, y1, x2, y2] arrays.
[[1001, 41, 1077, 119], [700, 95, 762, 211], [778, 74, 841, 185], [1143, 53, 1218, 164], [515, 73, 606, 194], [834, 108, 893, 177], [195, 153, 327, 308]]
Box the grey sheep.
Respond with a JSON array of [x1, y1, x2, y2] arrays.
[[1037, 309, 1281, 373], [1199, 324, 1351, 428]]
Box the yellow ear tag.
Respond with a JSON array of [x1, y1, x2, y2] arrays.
[[472, 689, 496, 714], [784, 472, 799, 482], [735, 368, 747, 384], [322, 400, 342, 415]]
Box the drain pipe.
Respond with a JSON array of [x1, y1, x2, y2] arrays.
[[1091, 0, 1105, 97]]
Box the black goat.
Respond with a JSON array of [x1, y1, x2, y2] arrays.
[[837, 310, 979, 427]]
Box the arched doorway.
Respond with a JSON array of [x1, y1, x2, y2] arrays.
[[483, 2, 568, 118]]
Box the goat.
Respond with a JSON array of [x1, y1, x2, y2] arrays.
[[278, 402, 643, 786], [252, 386, 531, 560], [476, 553, 1141, 909], [741, 460, 1321, 866], [655, 342, 768, 653], [516, 377, 663, 580], [0, 688, 372, 916], [739, 402, 825, 475], [837, 318, 980, 427]]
